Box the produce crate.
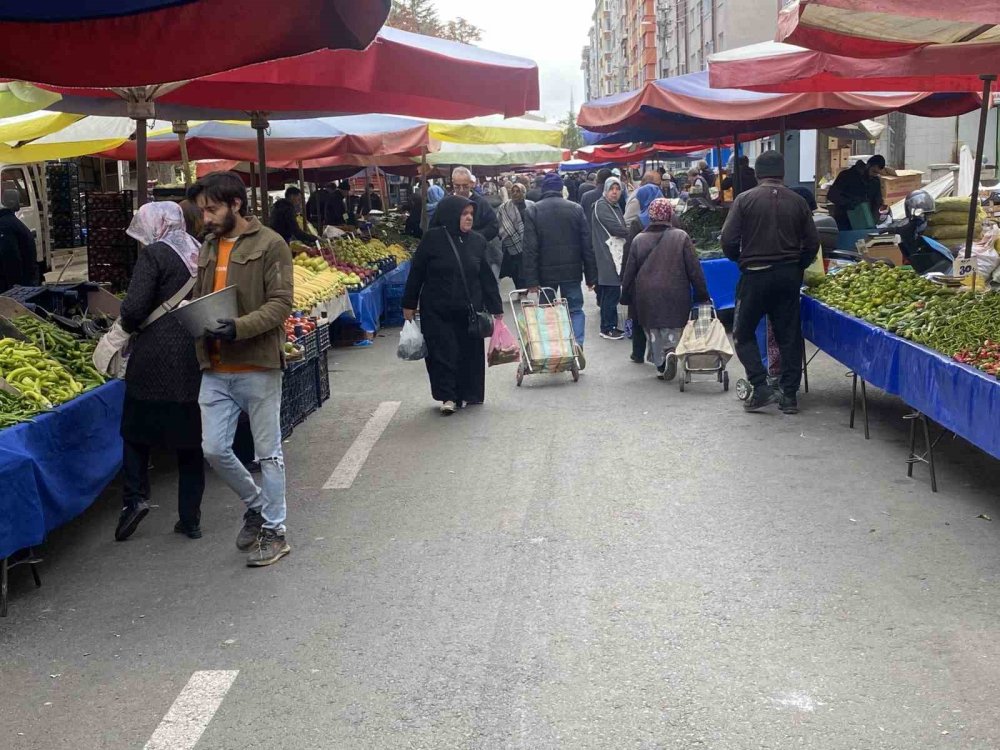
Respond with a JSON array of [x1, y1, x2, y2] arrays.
[[383, 281, 406, 328], [280, 358, 320, 438], [84, 191, 135, 293], [317, 323, 331, 353], [315, 351, 330, 404], [47, 163, 84, 249]]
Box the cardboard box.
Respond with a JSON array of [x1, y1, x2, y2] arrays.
[[839, 147, 853, 166], [880, 169, 924, 204], [864, 238, 905, 266], [827, 136, 840, 150]]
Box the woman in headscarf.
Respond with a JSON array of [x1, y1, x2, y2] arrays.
[[621, 198, 710, 380], [622, 183, 665, 363], [426, 184, 445, 226], [114, 201, 205, 542], [497, 181, 533, 290], [590, 176, 630, 340], [401, 195, 504, 415]]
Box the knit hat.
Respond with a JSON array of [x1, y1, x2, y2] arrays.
[[647, 198, 673, 225], [541, 172, 563, 193], [754, 150, 785, 180]]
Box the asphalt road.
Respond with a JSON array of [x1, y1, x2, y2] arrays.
[[3, 297, 1000, 750]]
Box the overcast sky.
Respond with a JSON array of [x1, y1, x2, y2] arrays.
[[427, 0, 592, 122]]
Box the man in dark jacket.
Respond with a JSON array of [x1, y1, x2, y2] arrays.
[[721, 155, 758, 197], [0, 189, 37, 291], [827, 155, 885, 229], [577, 172, 598, 203], [451, 167, 498, 242], [563, 174, 580, 203], [580, 168, 613, 225], [522, 172, 596, 351], [721, 150, 820, 414]]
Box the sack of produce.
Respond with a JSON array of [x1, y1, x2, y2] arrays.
[[927, 223, 983, 242], [970, 224, 1000, 276], [487, 319, 520, 367], [396, 319, 426, 361]]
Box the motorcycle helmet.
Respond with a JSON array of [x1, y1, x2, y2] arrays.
[[904, 189, 936, 219]]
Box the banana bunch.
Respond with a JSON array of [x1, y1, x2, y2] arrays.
[[386, 243, 410, 263], [293, 266, 349, 310]]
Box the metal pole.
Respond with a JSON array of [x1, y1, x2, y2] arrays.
[[297, 160, 306, 198], [420, 148, 429, 232], [248, 162, 258, 214], [172, 120, 191, 187], [136, 120, 148, 206], [251, 112, 270, 224], [779, 116, 787, 155], [714, 140, 723, 197], [965, 74, 996, 260], [732, 131, 741, 196]]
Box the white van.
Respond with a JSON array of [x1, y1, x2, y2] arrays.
[[0, 162, 52, 273]]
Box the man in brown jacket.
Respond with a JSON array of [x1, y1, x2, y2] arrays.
[[190, 171, 294, 566]]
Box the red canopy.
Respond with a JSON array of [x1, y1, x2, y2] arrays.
[[777, 0, 1000, 60], [42, 27, 540, 121], [709, 42, 994, 94], [576, 142, 716, 163], [0, 1, 390, 87]]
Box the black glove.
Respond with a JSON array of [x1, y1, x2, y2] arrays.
[[206, 318, 237, 341]]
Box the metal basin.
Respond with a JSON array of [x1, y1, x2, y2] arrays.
[[170, 285, 238, 337]]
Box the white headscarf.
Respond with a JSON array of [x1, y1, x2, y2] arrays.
[[126, 201, 201, 276]]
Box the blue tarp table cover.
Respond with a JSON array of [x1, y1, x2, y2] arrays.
[[346, 276, 387, 333], [801, 295, 1000, 461], [382, 260, 411, 287], [0, 380, 125, 560], [701, 258, 740, 310]]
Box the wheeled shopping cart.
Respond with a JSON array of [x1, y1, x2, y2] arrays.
[[509, 288, 580, 386], [674, 303, 734, 392]]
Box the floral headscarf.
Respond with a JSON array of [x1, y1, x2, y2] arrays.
[[126, 201, 201, 276], [646, 198, 674, 226]]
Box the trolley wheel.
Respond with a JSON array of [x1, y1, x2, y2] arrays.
[[516, 363, 524, 387], [735, 378, 752, 401], [723, 371, 730, 392], [571, 364, 580, 382], [679, 375, 686, 392]]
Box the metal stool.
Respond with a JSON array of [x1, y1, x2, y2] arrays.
[[1, 547, 42, 617]]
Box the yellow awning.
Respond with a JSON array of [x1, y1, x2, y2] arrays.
[[0, 82, 62, 119], [0, 112, 84, 145], [429, 116, 562, 147]]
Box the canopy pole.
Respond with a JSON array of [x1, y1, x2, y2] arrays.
[[364, 165, 372, 216], [249, 162, 258, 214], [420, 148, 429, 232], [965, 74, 997, 260], [251, 112, 270, 224], [714, 140, 723, 197], [297, 160, 306, 199], [136, 121, 148, 206], [733, 131, 742, 196], [172, 120, 191, 188], [779, 117, 787, 155]]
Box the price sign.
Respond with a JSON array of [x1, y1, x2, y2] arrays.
[[954, 256, 976, 278]]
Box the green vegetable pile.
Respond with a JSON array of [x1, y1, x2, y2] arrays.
[[678, 205, 726, 259], [0, 389, 41, 428], [0, 338, 84, 409], [12, 315, 106, 390], [808, 263, 1000, 369]]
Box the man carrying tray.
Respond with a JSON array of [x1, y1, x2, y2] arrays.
[[190, 171, 294, 567]]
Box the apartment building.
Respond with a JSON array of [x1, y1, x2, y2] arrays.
[[582, 0, 781, 100]]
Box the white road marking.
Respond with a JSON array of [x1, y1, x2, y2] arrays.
[[144, 670, 239, 750], [323, 401, 401, 490]]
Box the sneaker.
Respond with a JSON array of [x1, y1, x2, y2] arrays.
[[600, 330, 625, 341], [114, 501, 150, 542], [575, 344, 586, 371], [662, 352, 678, 382], [779, 392, 799, 414], [440, 401, 457, 415], [743, 386, 779, 413], [236, 508, 264, 551], [246, 528, 291, 567], [656, 364, 666, 380], [174, 520, 203, 539]]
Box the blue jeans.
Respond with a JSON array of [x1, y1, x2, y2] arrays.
[[597, 285, 621, 333], [545, 283, 586, 346], [199, 370, 286, 533]]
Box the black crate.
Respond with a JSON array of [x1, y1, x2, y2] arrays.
[[317, 323, 331, 353], [280, 359, 320, 438], [315, 351, 330, 404]]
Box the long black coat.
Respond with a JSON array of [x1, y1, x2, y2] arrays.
[[119, 242, 202, 403], [0, 208, 37, 291], [401, 226, 503, 316], [621, 227, 710, 330], [522, 192, 596, 287]]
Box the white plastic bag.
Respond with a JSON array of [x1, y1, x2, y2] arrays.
[[397, 319, 427, 361], [970, 223, 1000, 276]]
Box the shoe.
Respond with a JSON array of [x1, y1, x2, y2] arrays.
[[236, 508, 264, 551], [246, 528, 291, 567], [114, 501, 150, 542], [600, 330, 625, 341], [662, 352, 678, 382], [440, 401, 457, 415], [779, 392, 799, 414], [575, 345, 586, 371], [743, 386, 779, 413], [174, 520, 203, 539], [630, 355, 644, 364], [656, 364, 666, 380]]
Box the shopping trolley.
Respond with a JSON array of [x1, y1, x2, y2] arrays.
[[509, 288, 581, 386]]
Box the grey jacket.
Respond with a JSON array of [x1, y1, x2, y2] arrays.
[[590, 197, 629, 286]]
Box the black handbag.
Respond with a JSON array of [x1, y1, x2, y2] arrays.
[[444, 231, 494, 338]]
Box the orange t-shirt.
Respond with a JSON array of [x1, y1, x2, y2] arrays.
[[210, 238, 264, 373]]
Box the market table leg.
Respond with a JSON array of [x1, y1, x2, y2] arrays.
[[905, 411, 939, 494], [849, 372, 870, 440]]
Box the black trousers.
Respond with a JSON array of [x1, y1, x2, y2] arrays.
[[632, 324, 647, 361], [733, 264, 803, 394], [122, 441, 205, 527], [421, 306, 486, 404]]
